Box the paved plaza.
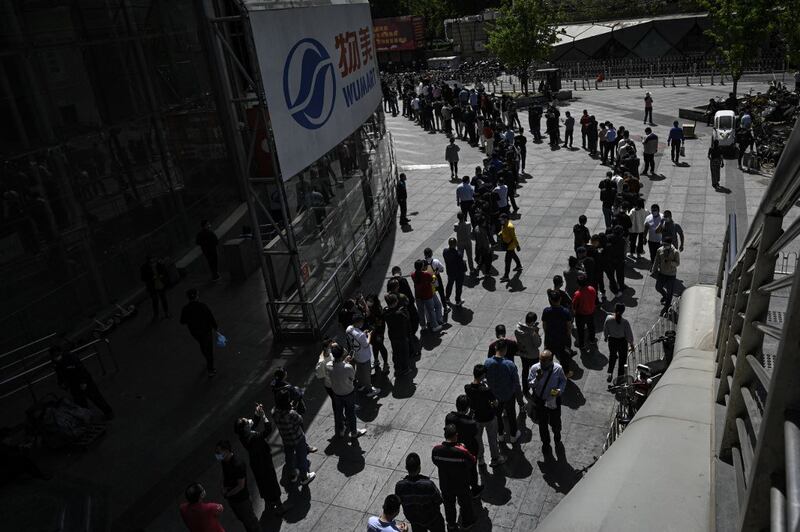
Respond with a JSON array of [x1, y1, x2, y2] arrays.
[[2, 81, 773, 532]]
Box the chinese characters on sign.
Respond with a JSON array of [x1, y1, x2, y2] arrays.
[[336, 26, 374, 77], [373, 16, 425, 52]]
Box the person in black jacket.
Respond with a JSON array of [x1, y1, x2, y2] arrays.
[[395, 453, 445, 532], [396, 173, 409, 225], [383, 293, 412, 377], [432, 424, 478, 530], [179, 289, 218, 376], [140, 255, 170, 322], [234, 404, 285, 516], [445, 395, 484, 498], [195, 219, 220, 281], [605, 225, 628, 298], [442, 238, 467, 306], [464, 364, 505, 467], [50, 343, 113, 419]]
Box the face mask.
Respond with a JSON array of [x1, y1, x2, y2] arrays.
[[214, 453, 225, 461]]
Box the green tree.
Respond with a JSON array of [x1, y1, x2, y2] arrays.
[[775, 0, 800, 69], [700, 0, 773, 96], [486, 0, 563, 94]]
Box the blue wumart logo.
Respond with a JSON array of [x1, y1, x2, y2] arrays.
[[283, 38, 336, 130]]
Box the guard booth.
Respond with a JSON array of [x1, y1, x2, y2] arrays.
[[536, 67, 562, 94]]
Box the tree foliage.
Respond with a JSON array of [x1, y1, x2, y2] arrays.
[[699, 0, 773, 96], [486, 0, 563, 93], [775, 0, 800, 68]]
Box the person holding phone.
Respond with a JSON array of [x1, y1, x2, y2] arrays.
[[528, 350, 568, 460]]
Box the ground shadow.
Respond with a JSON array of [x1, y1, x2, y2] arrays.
[[506, 273, 526, 292], [391, 369, 418, 399], [579, 346, 608, 371], [481, 274, 497, 292], [278, 485, 312, 525], [646, 173, 667, 181], [537, 448, 585, 495], [420, 331, 444, 351], [623, 264, 644, 279], [560, 380, 587, 410], [479, 468, 512, 506], [500, 445, 534, 479], [450, 305, 474, 326], [676, 161, 691, 168], [322, 437, 366, 476]]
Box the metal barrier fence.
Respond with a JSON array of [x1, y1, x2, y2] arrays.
[[714, 116, 800, 531], [602, 297, 680, 453], [0, 337, 117, 404]]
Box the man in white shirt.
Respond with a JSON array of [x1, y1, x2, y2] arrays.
[[493, 181, 509, 216], [643, 203, 663, 264], [455, 176, 475, 224], [327, 344, 367, 438], [346, 314, 380, 397]]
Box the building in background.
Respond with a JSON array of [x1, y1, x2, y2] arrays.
[[373, 15, 427, 71], [0, 0, 395, 347]]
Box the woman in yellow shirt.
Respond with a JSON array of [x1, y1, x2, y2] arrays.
[[498, 214, 522, 281]]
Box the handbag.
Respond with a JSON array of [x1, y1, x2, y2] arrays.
[[216, 331, 228, 347], [526, 368, 554, 423], [680, 145, 685, 157]]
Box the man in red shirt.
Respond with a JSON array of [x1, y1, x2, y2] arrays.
[[179, 482, 225, 532], [412, 259, 443, 332], [572, 275, 598, 350]]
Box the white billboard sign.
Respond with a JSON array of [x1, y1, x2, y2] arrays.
[[249, 4, 382, 181]]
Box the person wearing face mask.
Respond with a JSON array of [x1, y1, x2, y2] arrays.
[[528, 350, 567, 460], [214, 440, 260, 532], [234, 404, 285, 517]]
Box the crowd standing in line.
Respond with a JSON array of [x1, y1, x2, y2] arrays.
[[176, 74, 707, 532]]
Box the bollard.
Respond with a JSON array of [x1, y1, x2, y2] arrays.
[[720, 74, 725, 86], [512, 83, 516, 93], [595, 79, 599, 90], [686, 74, 690, 86], [671, 74, 676, 87], [617, 79, 621, 89], [699, 74, 703, 86], [625, 76, 630, 88], [574, 80, 577, 91], [711, 73, 715, 85], [639, 77, 643, 88], [662, 76, 666, 87]]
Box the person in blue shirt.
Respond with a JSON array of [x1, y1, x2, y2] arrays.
[[484, 339, 522, 443], [667, 121, 685, 164], [528, 349, 568, 459]]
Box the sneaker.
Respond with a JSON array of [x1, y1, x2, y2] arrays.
[[497, 433, 507, 443], [366, 387, 381, 398], [350, 428, 367, 438], [490, 455, 507, 467], [509, 430, 521, 444], [499, 276, 509, 282], [382, 366, 391, 374], [456, 300, 464, 306], [607, 373, 613, 383], [567, 370, 575, 379], [431, 325, 442, 333], [307, 445, 318, 453], [513, 265, 523, 272], [300, 472, 316, 485]]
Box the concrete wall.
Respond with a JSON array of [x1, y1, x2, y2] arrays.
[[535, 285, 717, 532]]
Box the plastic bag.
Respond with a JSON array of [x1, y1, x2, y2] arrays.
[[680, 145, 685, 157], [216, 332, 228, 347]]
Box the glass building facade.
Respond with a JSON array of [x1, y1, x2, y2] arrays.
[[0, 0, 396, 347]]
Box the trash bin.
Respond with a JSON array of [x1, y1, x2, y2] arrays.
[[223, 238, 258, 282]]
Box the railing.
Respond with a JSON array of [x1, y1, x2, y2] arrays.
[[0, 338, 117, 404], [602, 297, 680, 453], [627, 297, 680, 374], [714, 115, 800, 531]]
